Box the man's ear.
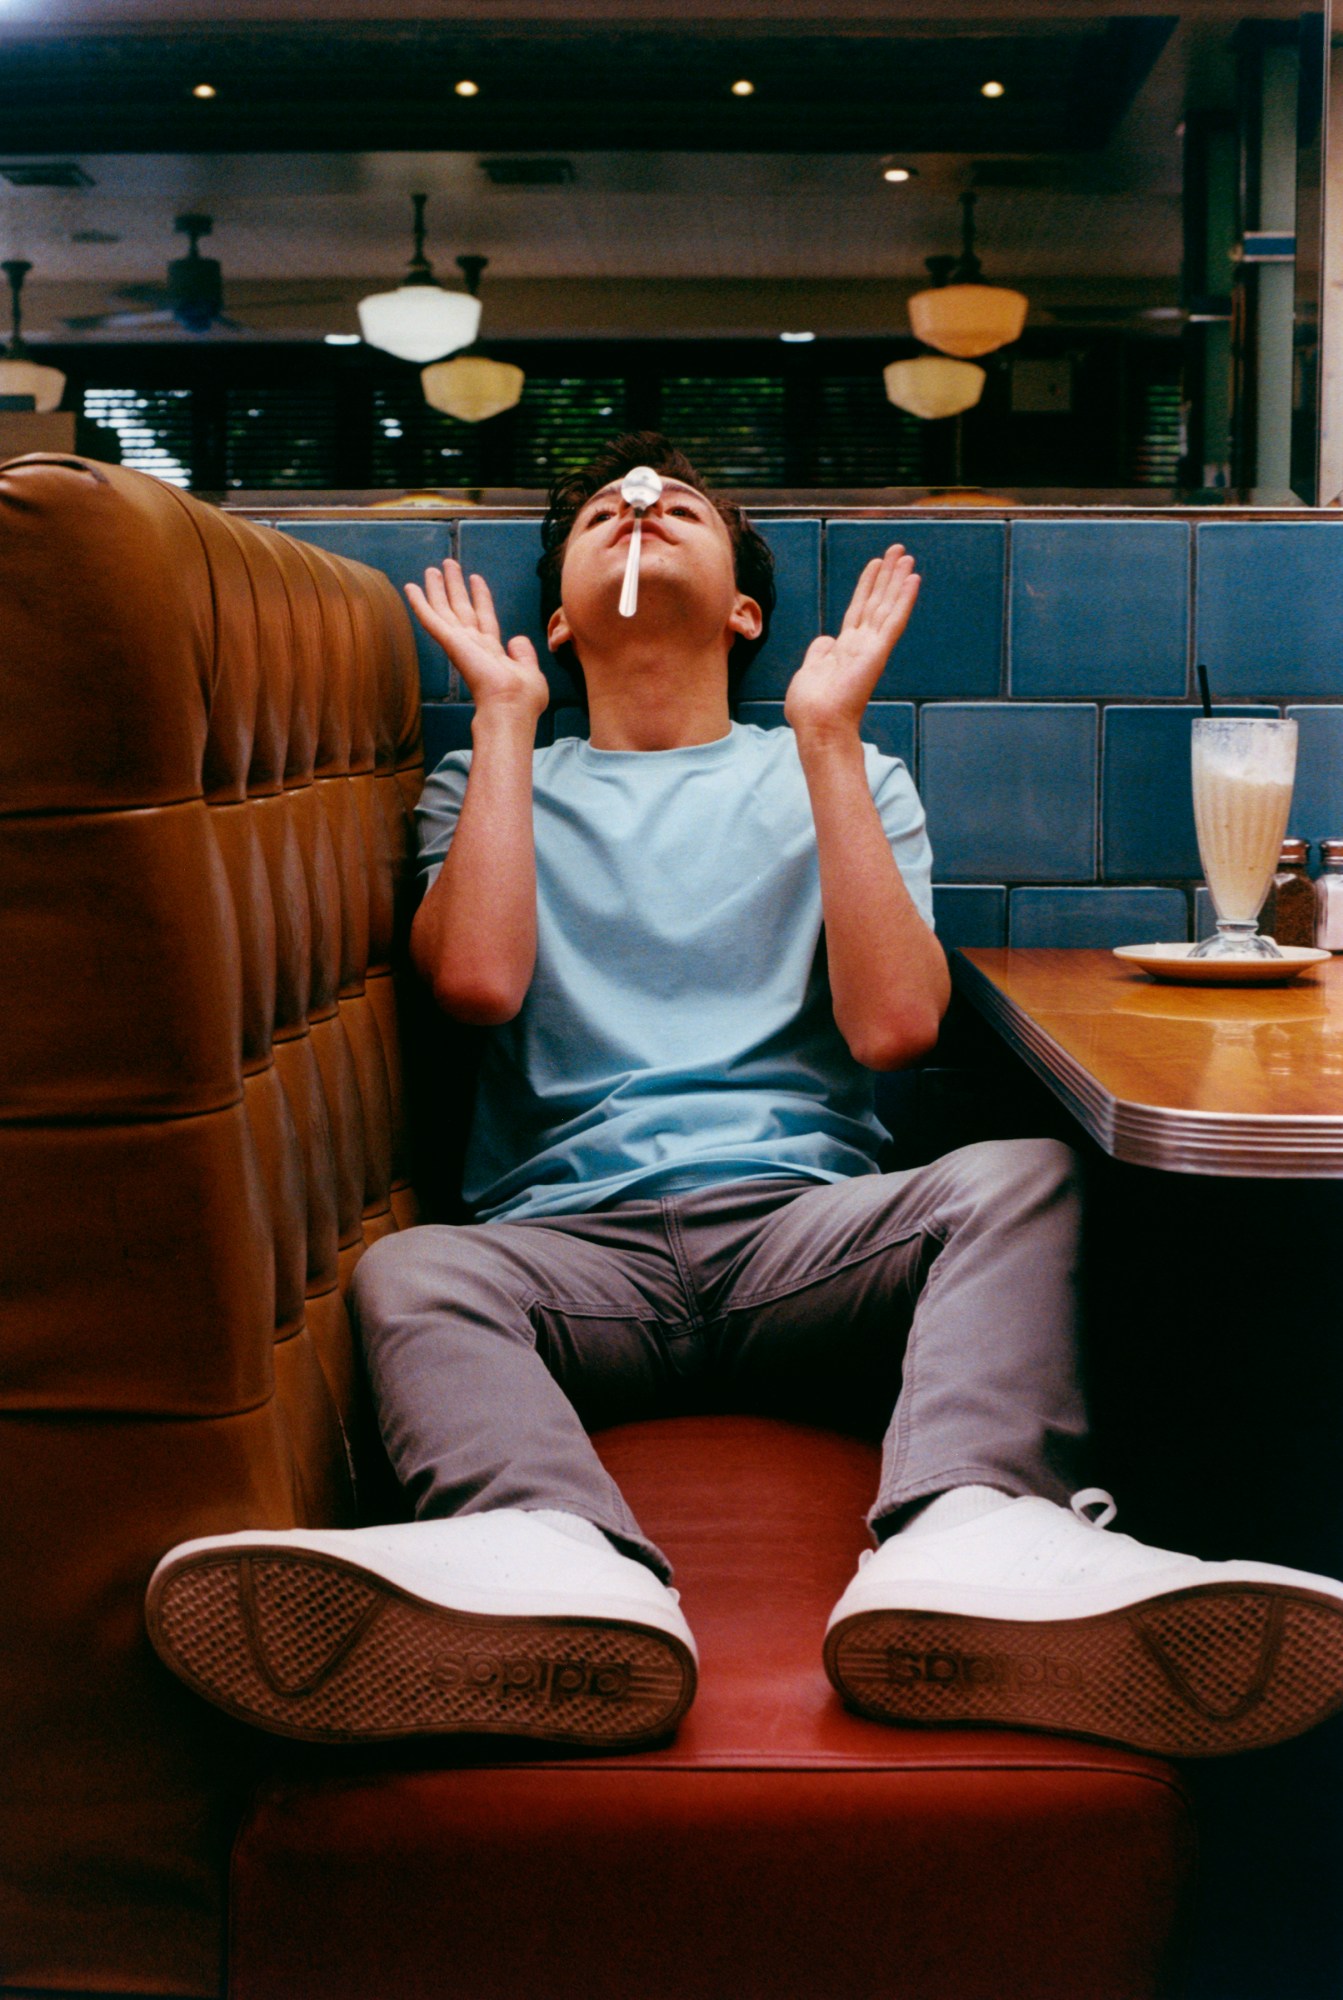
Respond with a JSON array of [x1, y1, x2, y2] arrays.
[[728, 595, 764, 643], [546, 606, 572, 655]]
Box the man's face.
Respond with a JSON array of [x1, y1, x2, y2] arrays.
[[547, 476, 761, 662]]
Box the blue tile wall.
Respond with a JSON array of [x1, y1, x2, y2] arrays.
[[267, 509, 1343, 933], [825, 521, 1004, 698], [1009, 886, 1188, 948], [1102, 704, 1276, 880], [931, 885, 1007, 947], [920, 703, 1096, 882], [1010, 521, 1188, 698], [735, 521, 822, 699], [454, 517, 821, 710], [456, 520, 580, 706], [1286, 706, 1343, 843], [1196, 522, 1343, 697], [277, 519, 454, 698]]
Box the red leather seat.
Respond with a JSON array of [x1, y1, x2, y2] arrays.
[[231, 1418, 1196, 2000]]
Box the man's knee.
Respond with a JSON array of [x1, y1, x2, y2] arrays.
[[940, 1136, 1082, 1222], [350, 1223, 473, 1338]]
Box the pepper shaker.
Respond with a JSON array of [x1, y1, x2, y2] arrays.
[[1268, 838, 1316, 948]]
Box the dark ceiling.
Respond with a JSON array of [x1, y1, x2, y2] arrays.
[[0, 17, 1175, 152]]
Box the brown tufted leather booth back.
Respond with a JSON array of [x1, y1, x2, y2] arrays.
[[0, 455, 423, 1995]]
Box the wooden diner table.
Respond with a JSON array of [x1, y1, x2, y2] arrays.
[[951, 947, 1343, 1178]]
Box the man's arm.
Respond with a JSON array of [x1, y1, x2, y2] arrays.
[[406, 560, 550, 1025], [785, 547, 950, 1071]]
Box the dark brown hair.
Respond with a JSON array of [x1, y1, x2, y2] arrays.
[[537, 432, 776, 695]]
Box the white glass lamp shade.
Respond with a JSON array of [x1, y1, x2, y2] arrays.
[[883, 355, 986, 421], [356, 284, 481, 364], [0, 357, 66, 413], [907, 282, 1027, 359], [422, 354, 525, 423]]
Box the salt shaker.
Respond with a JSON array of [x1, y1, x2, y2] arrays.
[[1316, 839, 1343, 951]]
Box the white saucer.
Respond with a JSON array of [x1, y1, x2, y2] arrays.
[[1114, 942, 1331, 985]]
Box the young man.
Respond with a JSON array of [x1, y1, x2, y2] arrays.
[[149, 435, 1343, 1758]]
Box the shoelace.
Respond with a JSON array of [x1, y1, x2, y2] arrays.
[[1070, 1487, 1118, 1530]]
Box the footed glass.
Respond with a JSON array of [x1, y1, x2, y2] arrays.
[[1189, 717, 1297, 960]]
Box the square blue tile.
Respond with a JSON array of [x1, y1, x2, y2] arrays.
[[1010, 521, 1188, 698], [931, 885, 1007, 947], [919, 703, 1096, 883], [1287, 707, 1343, 844], [457, 520, 581, 706], [1009, 886, 1188, 948], [277, 520, 454, 701], [1101, 704, 1276, 879], [825, 521, 1004, 698], [1197, 522, 1343, 697], [734, 521, 822, 700], [1194, 886, 1216, 939]]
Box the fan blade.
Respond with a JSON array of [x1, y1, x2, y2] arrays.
[[64, 309, 178, 330]]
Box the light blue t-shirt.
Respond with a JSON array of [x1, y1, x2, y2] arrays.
[[415, 722, 935, 1221]]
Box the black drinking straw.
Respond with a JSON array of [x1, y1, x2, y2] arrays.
[[1196, 661, 1213, 717]]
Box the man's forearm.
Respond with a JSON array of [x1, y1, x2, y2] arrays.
[[796, 727, 949, 1070], [411, 704, 540, 1024]]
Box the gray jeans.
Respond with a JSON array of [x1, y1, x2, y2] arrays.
[[351, 1139, 1087, 1583]]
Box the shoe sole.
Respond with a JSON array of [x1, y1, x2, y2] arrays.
[[147, 1546, 696, 1749], [824, 1582, 1343, 1757]]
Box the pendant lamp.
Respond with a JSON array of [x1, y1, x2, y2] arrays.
[[0, 261, 65, 413], [421, 255, 525, 423], [907, 194, 1027, 359], [884, 355, 985, 421], [358, 194, 481, 364]]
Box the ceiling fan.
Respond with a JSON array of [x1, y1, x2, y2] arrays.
[[63, 212, 344, 336]]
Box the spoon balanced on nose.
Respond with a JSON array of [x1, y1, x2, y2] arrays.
[[617, 465, 664, 619]]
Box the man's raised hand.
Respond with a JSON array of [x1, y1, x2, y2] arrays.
[[783, 545, 920, 744], [405, 559, 550, 720]]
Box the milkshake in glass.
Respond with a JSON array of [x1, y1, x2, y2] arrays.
[[1190, 717, 1297, 959]]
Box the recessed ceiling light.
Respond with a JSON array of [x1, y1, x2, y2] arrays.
[[730, 79, 755, 97], [455, 79, 480, 97], [883, 166, 913, 183], [779, 330, 816, 343], [192, 83, 217, 99], [981, 80, 1005, 99], [325, 333, 361, 346]]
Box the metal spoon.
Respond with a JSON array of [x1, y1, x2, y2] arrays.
[[618, 465, 664, 618]]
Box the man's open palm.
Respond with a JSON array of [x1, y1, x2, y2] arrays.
[[406, 559, 550, 719], [784, 545, 920, 739]]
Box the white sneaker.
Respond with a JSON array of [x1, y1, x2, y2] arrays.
[[824, 1489, 1343, 1758], [146, 1510, 697, 1749]]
